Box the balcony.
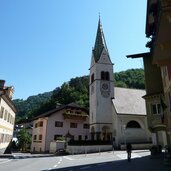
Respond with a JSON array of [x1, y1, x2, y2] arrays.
[[63, 112, 87, 120], [148, 114, 166, 131]]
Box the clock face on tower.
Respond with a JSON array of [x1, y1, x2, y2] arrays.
[[100, 81, 110, 98], [101, 83, 109, 90]]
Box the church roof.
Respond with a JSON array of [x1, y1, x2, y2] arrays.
[[93, 18, 108, 62], [112, 87, 146, 115]]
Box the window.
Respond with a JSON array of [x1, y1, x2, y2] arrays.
[[126, 121, 141, 128], [10, 116, 13, 124], [151, 103, 161, 114], [105, 72, 109, 80], [101, 71, 110, 80], [11, 116, 14, 125], [35, 121, 43, 128], [7, 113, 10, 122], [33, 135, 37, 140], [55, 121, 63, 127], [39, 121, 43, 127], [0, 107, 4, 119], [4, 110, 7, 120], [35, 123, 38, 128], [101, 71, 105, 80], [83, 124, 89, 129], [9, 115, 12, 124], [39, 134, 42, 141], [91, 73, 94, 83], [70, 122, 77, 128]]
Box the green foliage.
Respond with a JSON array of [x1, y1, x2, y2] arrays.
[[17, 128, 32, 152], [114, 68, 145, 89], [13, 91, 53, 121], [27, 99, 56, 118], [52, 76, 89, 107], [13, 69, 144, 121]]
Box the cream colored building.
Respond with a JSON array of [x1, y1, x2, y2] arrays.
[[0, 80, 16, 154], [31, 103, 89, 153], [89, 19, 151, 148]]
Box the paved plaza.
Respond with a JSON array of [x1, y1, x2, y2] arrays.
[[0, 151, 171, 171]]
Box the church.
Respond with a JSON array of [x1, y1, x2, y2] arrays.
[[89, 18, 151, 148], [31, 18, 152, 153]]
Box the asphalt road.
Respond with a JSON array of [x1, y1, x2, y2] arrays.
[[0, 150, 170, 171]]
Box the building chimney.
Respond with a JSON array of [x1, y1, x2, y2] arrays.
[[0, 80, 5, 89], [6, 86, 14, 99]]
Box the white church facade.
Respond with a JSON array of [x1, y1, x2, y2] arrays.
[[89, 19, 151, 148]]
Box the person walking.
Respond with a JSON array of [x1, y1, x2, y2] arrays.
[[126, 143, 132, 162]]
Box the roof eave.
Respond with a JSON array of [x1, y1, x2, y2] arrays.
[[126, 52, 150, 59]]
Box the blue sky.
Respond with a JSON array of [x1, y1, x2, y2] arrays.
[[0, 0, 149, 100]]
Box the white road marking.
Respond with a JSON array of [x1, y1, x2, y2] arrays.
[[63, 156, 74, 160], [53, 157, 62, 168], [0, 159, 12, 165]]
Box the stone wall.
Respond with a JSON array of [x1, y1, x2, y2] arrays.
[[67, 145, 113, 154]]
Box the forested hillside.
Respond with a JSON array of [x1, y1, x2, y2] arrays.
[[13, 68, 144, 122], [13, 92, 53, 122], [115, 69, 145, 89]]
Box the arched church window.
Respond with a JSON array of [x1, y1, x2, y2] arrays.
[[101, 71, 110, 80], [91, 73, 94, 83], [126, 121, 141, 128], [105, 72, 110, 80], [101, 71, 105, 80]]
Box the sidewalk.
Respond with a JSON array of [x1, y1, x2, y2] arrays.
[[0, 152, 55, 165], [0, 154, 14, 165]]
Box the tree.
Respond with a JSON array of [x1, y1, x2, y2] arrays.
[[17, 128, 31, 152], [52, 76, 89, 107], [114, 69, 145, 89], [13, 69, 145, 121]]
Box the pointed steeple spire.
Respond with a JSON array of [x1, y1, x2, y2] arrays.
[[93, 17, 108, 62]]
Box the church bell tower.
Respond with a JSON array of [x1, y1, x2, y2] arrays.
[[89, 18, 114, 141]]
